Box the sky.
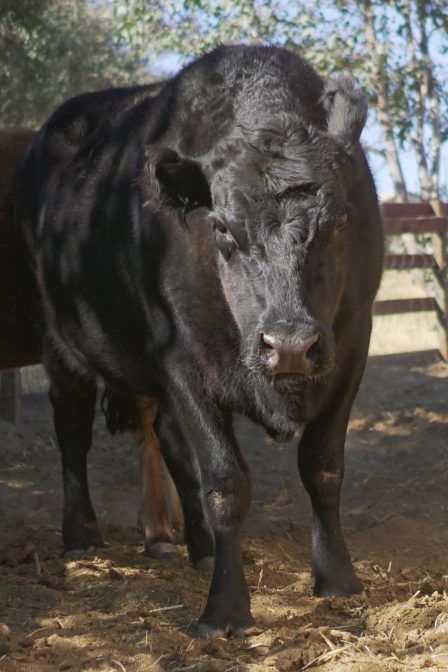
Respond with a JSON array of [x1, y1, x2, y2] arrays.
[[365, 127, 448, 200]]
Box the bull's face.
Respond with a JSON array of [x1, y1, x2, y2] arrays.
[[207, 74, 367, 382], [146, 73, 367, 383], [209, 175, 349, 381]]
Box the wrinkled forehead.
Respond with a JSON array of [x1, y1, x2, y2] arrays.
[[210, 171, 347, 256], [208, 112, 350, 217]]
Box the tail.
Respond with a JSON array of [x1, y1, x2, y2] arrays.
[[101, 388, 140, 434]]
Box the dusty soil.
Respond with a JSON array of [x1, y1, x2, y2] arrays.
[[0, 358, 447, 672]]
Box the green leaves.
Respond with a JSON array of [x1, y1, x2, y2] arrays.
[[0, 0, 147, 128]]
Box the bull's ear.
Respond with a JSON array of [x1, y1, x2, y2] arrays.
[[321, 73, 368, 146], [145, 147, 212, 213]]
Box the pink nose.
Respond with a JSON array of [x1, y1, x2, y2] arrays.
[[260, 332, 320, 375]]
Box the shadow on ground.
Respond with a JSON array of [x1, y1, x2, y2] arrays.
[[0, 359, 447, 671]]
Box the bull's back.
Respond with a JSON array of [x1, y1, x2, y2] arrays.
[[17, 84, 163, 245], [37, 83, 162, 163]]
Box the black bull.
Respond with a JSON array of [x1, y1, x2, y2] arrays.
[[15, 45, 383, 636]]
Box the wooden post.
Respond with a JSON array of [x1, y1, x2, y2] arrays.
[[442, 213, 448, 361], [429, 200, 448, 360], [0, 369, 22, 424]]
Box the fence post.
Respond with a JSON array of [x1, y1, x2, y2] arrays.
[[431, 200, 448, 360], [0, 369, 22, 424], [442, 210, 448, 361]]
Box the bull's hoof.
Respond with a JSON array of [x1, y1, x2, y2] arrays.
[[146, 541, 181, 561], [198, 612, 255, 639], [193, 556, 214, 572], [63, 521, 104, 553], [313, 573, 364, 598]]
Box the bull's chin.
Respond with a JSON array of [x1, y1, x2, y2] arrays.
[[243, 357, 334, 389], [267, 363, 333, 388]]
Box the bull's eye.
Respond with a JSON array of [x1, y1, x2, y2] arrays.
[[214, 220, 228, 235], [213, 221, 238, 261]]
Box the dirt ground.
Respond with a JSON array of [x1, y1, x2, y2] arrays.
[[0, 358, 447, 672]]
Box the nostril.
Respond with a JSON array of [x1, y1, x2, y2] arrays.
[[260, 332, 277, 350], [303, 333, 320, 360]]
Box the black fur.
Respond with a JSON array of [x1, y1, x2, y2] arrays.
[[15, 45, 383, 636]]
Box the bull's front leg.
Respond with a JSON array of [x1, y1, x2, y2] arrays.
[[156, 411, 214, 569], [198, 458, 253, 637], [158, 380, 254, 637], [299, 415, 363, 597], [298, 335, 369, 597]]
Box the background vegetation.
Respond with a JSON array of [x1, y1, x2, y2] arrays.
[[0, 0, 146, 128]]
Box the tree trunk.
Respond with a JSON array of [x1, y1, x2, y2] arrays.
[[377, 88, 409, 201], [417, 0, 442, 200], [402, 0, 432, 200], [360, 0, 408, 200]]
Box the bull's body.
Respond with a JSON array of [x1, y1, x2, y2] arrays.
[[0, 127, 183, 556], [16, 45, 383, 635]]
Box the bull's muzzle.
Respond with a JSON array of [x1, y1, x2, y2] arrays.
[[259, 331, 321, 376]]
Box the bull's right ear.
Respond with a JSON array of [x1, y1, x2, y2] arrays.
[[321, 73, 368, 148], [145, 147, 212, 215]]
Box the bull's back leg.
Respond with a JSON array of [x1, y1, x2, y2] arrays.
[[133, 395, 181, 559], [45, 347, 101, 551]]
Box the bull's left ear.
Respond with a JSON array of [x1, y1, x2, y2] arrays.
[[145, 147, 212, 213], [321, 73, 368, 147]]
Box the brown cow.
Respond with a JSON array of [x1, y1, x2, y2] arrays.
[[0, 128, 183, 558], [133, 396, 183, 557], [0, 128, 37, 369]]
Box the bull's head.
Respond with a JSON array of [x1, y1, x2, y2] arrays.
[[145, 73, 368, 385]]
